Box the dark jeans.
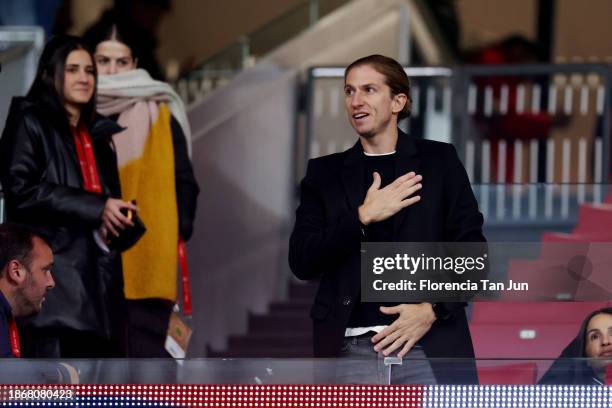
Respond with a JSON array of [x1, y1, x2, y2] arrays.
[[335, 334, 437, 385], [126, 299, 173, 358]]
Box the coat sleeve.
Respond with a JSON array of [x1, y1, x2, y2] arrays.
[[0, 113, 107, 226], [288, 159, 362, 281], [170, 115, 200, 241]]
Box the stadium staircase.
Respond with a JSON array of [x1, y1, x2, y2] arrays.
[[207, 282, 317, 357]]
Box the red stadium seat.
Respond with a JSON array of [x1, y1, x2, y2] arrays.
[[471, 302, 609, 324], [469, 322, 579, 380], [573, 203, 612, 235], [477, 362, 538, 384], [470, 322, 579, 359]]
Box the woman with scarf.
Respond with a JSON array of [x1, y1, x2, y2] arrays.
[[539, 307, 612, 385], [0, 35, 135, 357], [85, 23, 199, 357]]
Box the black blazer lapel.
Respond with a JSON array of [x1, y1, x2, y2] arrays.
[[393, 131, 421, 239], [342, 141, 365, 217]]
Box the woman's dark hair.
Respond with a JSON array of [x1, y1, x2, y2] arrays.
[[575, 307, 612, 357], [82, 11, 140, 61], [344, 54, 412, 120], [0, 223, 50, 275], [27, 35, 97, 126]]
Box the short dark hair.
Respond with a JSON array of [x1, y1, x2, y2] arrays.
[[113, 0, 171, 11], [345, 54, 412, 120], [83, 11, 140, 61], [0, 224, 48, 276], [27, 35, 98, 127]]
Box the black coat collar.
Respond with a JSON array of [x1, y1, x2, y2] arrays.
[[90, 114, 124, 141]]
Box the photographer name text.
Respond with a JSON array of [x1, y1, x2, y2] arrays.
[[372, 279, 528, 292]]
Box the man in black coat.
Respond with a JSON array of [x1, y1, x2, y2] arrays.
[[289, 55, 485, 384]]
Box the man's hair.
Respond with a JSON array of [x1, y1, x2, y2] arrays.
[[345, 54, 412, 120], [0, 224, 48, 276]]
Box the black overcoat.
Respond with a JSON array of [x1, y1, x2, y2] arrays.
[[289, 131, 486, 383]]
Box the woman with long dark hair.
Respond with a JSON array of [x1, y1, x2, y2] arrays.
[[0, 35, 136, 357], [539, 307, 612, 384]]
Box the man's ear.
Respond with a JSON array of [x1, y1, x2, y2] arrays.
[[6, 260, 26, 285], [392, 93, 408, 115]]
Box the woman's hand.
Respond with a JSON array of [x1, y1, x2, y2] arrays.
[[102, 198, 138, 237]]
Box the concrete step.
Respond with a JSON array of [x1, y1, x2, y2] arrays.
[[228, 333, 312, 350], [269, 301, 311, 314], [248, 312, 312, 333]]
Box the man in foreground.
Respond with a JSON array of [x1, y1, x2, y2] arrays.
[[0, 223, 55, 357], [289, 54, 485, 384]]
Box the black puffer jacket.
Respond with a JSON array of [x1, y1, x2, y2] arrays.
[[0, 97, 124, 339]]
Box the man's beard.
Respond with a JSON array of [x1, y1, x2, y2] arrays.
[[357, 129, 376, 139], [13, 287, 40, 317]]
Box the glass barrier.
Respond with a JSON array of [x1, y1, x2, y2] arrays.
[[0, 358, 609, 386], [0, 358, 610, 408]]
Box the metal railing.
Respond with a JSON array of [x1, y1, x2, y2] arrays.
[[455, 64, 611, 187], [472, 183, 610, 227], [301, 63, 612, 226], [173, 0, 350, 104], [0, 357, 608, 386], [304, 64, 611, 181]]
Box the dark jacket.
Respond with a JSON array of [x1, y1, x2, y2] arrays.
[[169, 116, 199, 241], [289, 131, 485, 384], [0, 97, 124, 340], [0, 291, 14, 358], [538, 337, 603, 385]]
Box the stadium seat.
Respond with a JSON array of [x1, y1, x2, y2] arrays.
[[477, 362, 538, 384]]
